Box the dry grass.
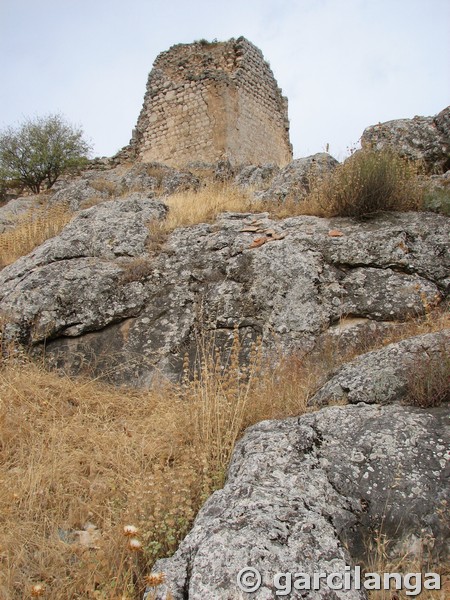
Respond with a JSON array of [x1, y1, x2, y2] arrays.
[[406, 345, 450, 407], [366, 530, 449, 599], [150, 182, 255, 235], [89, 178, 119, 197], [308, 149, 424, 218], [0, 205, 72, 268], [0, 331, 318, 599], [0, 306, 448, 598]]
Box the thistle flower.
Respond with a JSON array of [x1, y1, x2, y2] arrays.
[[127, 537, 142, 551], [123, 524, 139, 537], [31, 584, 45, 597], [144, 572, 166, 587]]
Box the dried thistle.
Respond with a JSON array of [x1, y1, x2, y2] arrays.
[[30, 583, 45, 597], [144, 572, 166, 587], [123, 524, 139, 537]]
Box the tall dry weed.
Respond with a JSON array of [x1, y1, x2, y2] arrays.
[[365, 528, 448, 599], [308, 149, 424, 218], [150, 183, 255, 235], [0, 205, 71, 268], [0, 332, 316, 598]]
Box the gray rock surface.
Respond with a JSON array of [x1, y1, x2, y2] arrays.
[[309, 330, 450, 407], [148, 402, 449, 599], [424, 170, 450, 216], [119, 162, 200, 195], [0, 210, 448, 384], [256, 153, 339, 202], [49, 178, 110, 211], [361, 106, 450, 173], [234, 163, 280, 189], [0, 196, 40, 233], [47, 162, 200, 211], [0, 196, 167, 343]]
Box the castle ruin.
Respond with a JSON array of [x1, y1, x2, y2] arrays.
[[129, 37, 292, 167]]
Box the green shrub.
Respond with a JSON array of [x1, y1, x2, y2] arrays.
[[423, 187, 450, 216], [0, 114, 91, 194], [313, 149, 423, 218]]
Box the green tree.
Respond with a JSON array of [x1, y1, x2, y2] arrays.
[[0, 114, 92, 194]]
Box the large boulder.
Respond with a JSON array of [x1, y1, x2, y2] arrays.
[[148, 399, 449, 599], [0, 196, 167, 344], [0, 210, 448, 384], [234, 163, 280, 190], [255, 153, 339, 202], [361, 106, 450, 174], [0, 196, 40, 233], [49, 178, 111, 211], [309, 330, 450, 407]]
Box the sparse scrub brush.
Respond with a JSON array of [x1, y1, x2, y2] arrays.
[[311, 149, 424, 218]]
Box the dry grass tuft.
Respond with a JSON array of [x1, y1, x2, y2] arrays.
[[406, 345, 450, 407], [89, 178, 119, 197], [0, 205, 72, 268], [365, 529, 448, 599], [308, 149, 424, 218], [151, 183, 255, 234]]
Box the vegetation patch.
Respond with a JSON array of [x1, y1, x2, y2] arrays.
[[0, 204, 72, 268], [308, 149, 424, 218], [0, 307, 448, 598]]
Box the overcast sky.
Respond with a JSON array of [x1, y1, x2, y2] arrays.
[[1, 0, 449, 162]]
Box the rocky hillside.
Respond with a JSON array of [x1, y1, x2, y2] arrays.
[[151, 334, 449, 599], [0, 108, 449, 600], [0, 207, 448, 388]]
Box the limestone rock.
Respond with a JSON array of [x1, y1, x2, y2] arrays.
[[48, 162, 200, 211], [147, 402, 449, 599], [256, 153, 339, 202], [0, 211, 448, 384], [0, 196, 40, 233], [234, 163, 280, 189], [119, 162, 200, 195], [0, 196, 167, 343], [49, 178, 110, 211], [361, 106, 450, 173], [309, 330, 450, 407]]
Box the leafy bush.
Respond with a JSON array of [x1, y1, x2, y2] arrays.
[[0, 114, 91, 194], [312, 149, 423, 218]]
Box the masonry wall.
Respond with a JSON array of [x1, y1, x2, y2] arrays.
[[130, 37, 292, 167]]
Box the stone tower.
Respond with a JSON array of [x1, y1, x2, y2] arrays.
[[129, 37, 292, 167]]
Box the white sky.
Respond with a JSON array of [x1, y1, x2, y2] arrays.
[[1, 0, 449, 162]]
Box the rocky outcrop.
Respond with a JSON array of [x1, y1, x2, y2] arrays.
[[48, 162, 200, 211], [309, 330, 450, 407], [255, 153, 339, 202], [145, 328, 450, 598], [234, 163, 280, 189], [361, 106, 450, 174], [148, 398, 449, 599], [0, 196, 166, 345], [0, 207, 448, 385], [0, 196, 39, 233]]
